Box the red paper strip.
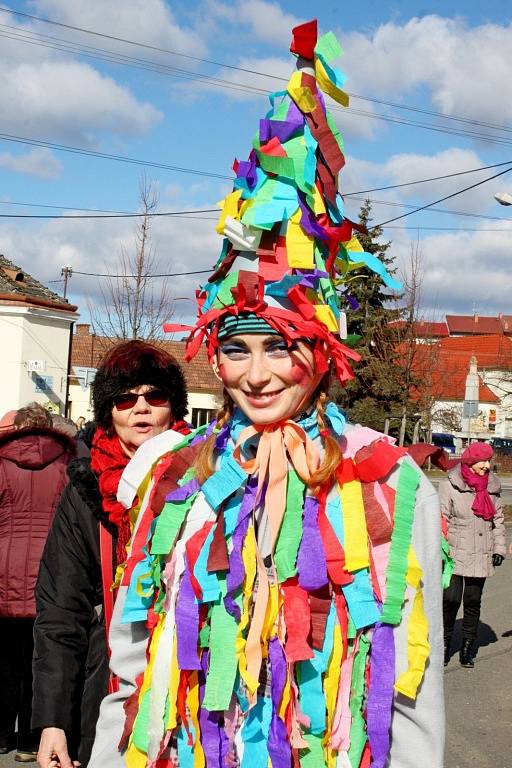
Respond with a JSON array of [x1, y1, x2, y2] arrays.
[[355, 440, 405, 483], [309, 585, 331, 651], [282, 577, 314, 662], [361, 482, 393, 546], [290, 19, 318, 60], [207, 509, 229, 572], [317, 495, 353, 586], [186, 522, 215, 600]]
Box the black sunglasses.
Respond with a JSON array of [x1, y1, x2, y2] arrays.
[[112, 389, 169, 411]]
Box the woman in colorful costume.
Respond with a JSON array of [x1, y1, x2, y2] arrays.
[[89, 20, 444, 768]]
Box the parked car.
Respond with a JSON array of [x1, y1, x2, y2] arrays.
[[489, 437, 512, 455], [431, 432, 456, 454]]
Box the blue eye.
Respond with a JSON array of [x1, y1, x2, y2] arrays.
[[267, 341, 294, 356], [219, 344, 249, 358]]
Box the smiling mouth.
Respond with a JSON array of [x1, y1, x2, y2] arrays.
[[243, 389, 284, 406]]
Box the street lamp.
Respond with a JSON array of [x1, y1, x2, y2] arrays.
[[494, 192, 512, 206]]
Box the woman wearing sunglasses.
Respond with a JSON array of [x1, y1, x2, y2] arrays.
[[32, 340, 190, 768], [88, 21, 444, 768]]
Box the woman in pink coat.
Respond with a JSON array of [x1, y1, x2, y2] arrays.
[[440, 442, 506, 667]]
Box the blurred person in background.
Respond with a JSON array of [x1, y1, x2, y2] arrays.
[[0, 402, 75, 762], [440, 442, 506, 667], [33, 340, 190, 768], [52, 415, 78, 439]]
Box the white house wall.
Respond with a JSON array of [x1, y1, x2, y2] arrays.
[[0, 305, 74, 414]]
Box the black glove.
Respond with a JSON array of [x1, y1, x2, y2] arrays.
[[492, 554, 504, 567]]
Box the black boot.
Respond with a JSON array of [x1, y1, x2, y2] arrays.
[[459, 639, 475, 668], [444, 637, 451, 666]]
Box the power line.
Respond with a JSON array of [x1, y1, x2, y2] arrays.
[[344, 160, 512, 196], [1, 159, 512, 219], [0, 132, 232, 180], [375, 165, 512, 227], [2, 6, 512, 139], [0, 206, 218, 219], [72, 268, 211, 279]]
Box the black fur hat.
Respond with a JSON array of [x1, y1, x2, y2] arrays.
[[91, 340, 188, 430]]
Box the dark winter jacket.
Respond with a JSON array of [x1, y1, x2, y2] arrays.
[[0, 426, 75, 618], [32, 445, 113, 765]]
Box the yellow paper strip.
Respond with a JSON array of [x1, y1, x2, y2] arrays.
[[314, 58, 350, 108], [286, 208, 314, 268], [338, 480, 370, 572], [287, 70, 317, 113], [216, 189, 242, 235], [314, 304, 338, 333], [394, 546, 430, 700]]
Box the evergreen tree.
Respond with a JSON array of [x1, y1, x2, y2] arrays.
[[331, 199, 406, 433]]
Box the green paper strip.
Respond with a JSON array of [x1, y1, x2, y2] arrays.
[[213, 270, 239, 308], [441, 538, 454, 590], [299, 733, 325, 768], [202, 579, 239, 711], [380, 462, 420, 625], [347, 634, 370, 768], [274, 469, 305, 582], [150, 493, 198, 555], [314, 31, 343, 63]]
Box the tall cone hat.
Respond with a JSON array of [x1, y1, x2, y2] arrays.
[[166, 19, 400, 383]]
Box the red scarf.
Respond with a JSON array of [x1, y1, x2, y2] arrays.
[[460, 464, 496, 521], [90, 421, 191, 564]]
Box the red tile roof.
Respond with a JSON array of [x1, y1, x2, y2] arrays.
[[412, 336, 504, 403], [409, 341, 501, 404], [446, 315, 503, 335], [437, 334, 512, 371], [71, 327, 222, 395], [390, 320, 449, 338]]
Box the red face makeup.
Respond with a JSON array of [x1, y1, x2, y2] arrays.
[[212, 334, 323, 425]]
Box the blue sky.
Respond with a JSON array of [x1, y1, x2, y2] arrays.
[[1, 0, 512, 328]]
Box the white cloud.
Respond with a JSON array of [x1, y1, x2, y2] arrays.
[[0, 59, 162, 144], [340, 16, 512, 128], [0, 202, 221, 327], [31, 0, 206, 56], [390, 226, 512, 316], [207, 0, 301, 48], [0, 147, 63, 178]]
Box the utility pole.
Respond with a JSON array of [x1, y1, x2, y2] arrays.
[[61, 265, 73, 299]]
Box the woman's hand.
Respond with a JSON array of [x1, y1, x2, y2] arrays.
[[37, 728, 80, 768], [492, 553, 504, 567]]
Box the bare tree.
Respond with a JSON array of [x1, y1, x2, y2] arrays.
[[89, 175, 173, 341]]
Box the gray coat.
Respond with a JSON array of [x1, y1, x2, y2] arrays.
[[439, 466, 507, 578]]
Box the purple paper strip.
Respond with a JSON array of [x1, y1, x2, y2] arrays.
[[199, 652, 222, 768], [175, 562, 201, 670], [267, 637, 292, 768], [191, 421, 215, 446], [297, 497, 328, 591], [286, 98, 304, 126], [366, 623, 395, 768], [259, 116, 302, 144], [165, 477, 200, 502], [224, 476, 258, 620], [214, 424, 230, 452], [236, 149, 258, 190], [298, 195, 329, 241], [344, 292, 360, 311]]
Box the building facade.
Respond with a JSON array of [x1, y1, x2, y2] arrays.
[[0, 255, 77, 415]]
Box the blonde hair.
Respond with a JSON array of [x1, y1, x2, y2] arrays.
[[195, 381, 341, 491], [195, 391, 234, 485]]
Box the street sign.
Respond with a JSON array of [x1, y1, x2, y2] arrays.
[[463, 400, 479, 417]]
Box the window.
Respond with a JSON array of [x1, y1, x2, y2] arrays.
[[191, 407, 215, 429]]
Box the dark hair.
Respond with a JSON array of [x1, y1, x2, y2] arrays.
[[91, 340, 188, 430], [14, 402, 52, 429]]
